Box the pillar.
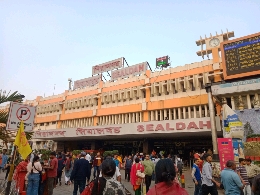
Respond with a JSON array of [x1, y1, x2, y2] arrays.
[[205, 84, 219, 160], [188, 107, 191, 119], [193, 106, 197, 118]]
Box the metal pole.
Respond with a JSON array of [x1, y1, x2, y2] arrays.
[[205, 84, 219, 160]]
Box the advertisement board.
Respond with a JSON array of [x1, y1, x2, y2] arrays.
[[217, 138, 234, 170], [232, 138, 245, 162]]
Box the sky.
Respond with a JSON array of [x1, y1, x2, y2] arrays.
[[0, 0, 259, 101]]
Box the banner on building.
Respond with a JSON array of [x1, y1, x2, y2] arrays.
[[217, 138, 234, 170], [222, 104, 244, 139]]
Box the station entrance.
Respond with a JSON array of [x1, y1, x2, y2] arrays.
[[56, 136, 213, 162]]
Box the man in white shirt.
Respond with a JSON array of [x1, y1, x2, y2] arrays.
[[85, 153, 91, 162]]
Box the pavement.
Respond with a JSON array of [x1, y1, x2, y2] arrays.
[[0, 167, 225, 195]]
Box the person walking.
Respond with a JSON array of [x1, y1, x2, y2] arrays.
[[201, 154, 220, 195], [245, 158, 260, 186], [70, 152, 90, 195], [124, 155, 132, 182], [0, 149, 8, 172], [64, 155, 73, 185], [192, 158, 202, 195], [93, 152, 102, 178], [143, 154, 155, 193], [237, 158, 251, 195], [221, 160, 244, 195], [57, 155, 65, 186], [26, 156, 42, 195], [13, 156, 30, 194], [130, 158, 145, 195], [85, 152, 92, 184], [177, 157, 183, 176], [91, 159, 126, 195], [45, 151, 58, 195]]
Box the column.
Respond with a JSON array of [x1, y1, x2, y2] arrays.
[[205, 84, 219, 160], [247, 94, 251, 109], [193, 106, 197, 118], [136, 113, 139, 122], [151, 111, 154, 121], [231, 96, 235, 110], [155, 110, 158, 121], [183, 107, 186, 119], [169, 109, 172, 120], [173, 108, 177, 120], [188, 107, 191, 119], [160, 110, 163, 120], [204, 105, 208, 117], [129, 113, 131, 123], [112, 115, 115, 124], [178, 108, 181, 119], [140, 112, 143, 122], [199, 105, 202, 118]]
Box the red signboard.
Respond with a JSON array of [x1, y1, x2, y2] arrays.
[[217, 138, 234, 170]]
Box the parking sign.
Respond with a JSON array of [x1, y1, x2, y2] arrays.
[[6, 102, 36, 131]]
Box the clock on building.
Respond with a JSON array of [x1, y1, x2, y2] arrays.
[[209, 38, 220, 47]]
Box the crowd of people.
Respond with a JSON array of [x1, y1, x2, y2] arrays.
[[1, 148, 260, 195], [0, 149, 188, 195], [191, 152, 260, 195]]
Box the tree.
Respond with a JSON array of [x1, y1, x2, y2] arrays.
[[244, 122, 254, 138], [0, 90, 33, 144]]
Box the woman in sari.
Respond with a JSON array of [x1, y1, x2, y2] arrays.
[[13, 156, 30, 194], [130, 158, 144, 195]]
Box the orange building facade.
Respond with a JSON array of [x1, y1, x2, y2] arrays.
[[3, 30, 247, 159], [27, 31, 239, 159]]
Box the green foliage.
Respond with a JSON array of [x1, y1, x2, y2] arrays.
[[247, 134, 260, 138], [72, 150, 82, 156], [40, 149, 52, 160], [244, 122, 254, 138], [103, 150, 119, 157]]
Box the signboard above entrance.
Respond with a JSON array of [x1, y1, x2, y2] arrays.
[[6, 102, 36, 131], [221, 32, 260, 80], [33, 117, 221, 139], [111, 62, 147, 80], [73, 74, 102, 90], [92, 57, 124, 75]]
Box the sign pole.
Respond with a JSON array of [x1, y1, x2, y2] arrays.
[[5, 145, 17, 195]]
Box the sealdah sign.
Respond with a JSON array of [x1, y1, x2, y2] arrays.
[[137, 120, 211, 132], [111, 62, 147, 80]]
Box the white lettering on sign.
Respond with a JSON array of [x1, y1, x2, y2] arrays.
[[111, 62, 147, 80], [92, 57, 124, 75], [73, 74, 102, 90], [6, 102, 36, 131]]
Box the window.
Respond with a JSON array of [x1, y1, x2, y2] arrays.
[[40, 123, 44, 126], [52, 121, 56, 125]]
